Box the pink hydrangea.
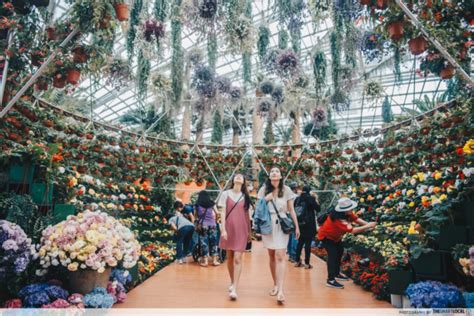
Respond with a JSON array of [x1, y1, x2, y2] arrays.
[[4, 299, 22, 308], [42, 299, 70, 309]]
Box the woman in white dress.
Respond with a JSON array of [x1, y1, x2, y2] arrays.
[[257, 167, 300, 304]]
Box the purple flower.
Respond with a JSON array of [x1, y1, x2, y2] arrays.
[[24, 292, 51, 307], [45, 285, 69, 300], [13, 256, 28, 273], [2, 239, 18, 251], [276, 50, 299, 77]]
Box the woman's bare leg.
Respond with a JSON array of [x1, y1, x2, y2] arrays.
[[267, 249, 277, 295]]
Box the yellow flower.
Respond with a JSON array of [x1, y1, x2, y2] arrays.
[[360, 198, 365, 203], [409, 202, 415, 208], [38, 248, 46, 257], [352, 187, 357, 193], [67, 262, 79, 272], [463, 139, 474, 155], [417, 172, 425, 182], [77, 255, 86, 262], [407, 189, 415, 197], [434, 172, 442, 180], [439, 194, 447, 201]]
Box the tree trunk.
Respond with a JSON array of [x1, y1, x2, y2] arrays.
[[232, 128, 240, 145], [252, 99, 264, 189], [180, 99, 191, 141], [291, 109, 302, 158], [195, 116, 204, 143]]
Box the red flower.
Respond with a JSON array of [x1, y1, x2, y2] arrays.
[[456, 147, 464, 155], [4, 299, 22, 308]]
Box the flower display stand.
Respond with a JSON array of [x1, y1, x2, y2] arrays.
[[438, 225, 468, 250], [390, 294, 402, 308], [30, 182, 53, 205], [68, 268, 111, 295], [413, 251, 448, 280], [402, 296, 411, 308], [388, 270, 414, 295], [8, 163, 35, 184], [52, 204, 75, 224]]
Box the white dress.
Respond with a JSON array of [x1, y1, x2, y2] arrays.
[[257, 185, 296, 249]]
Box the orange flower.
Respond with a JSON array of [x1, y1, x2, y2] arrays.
[[434, 12, 442, 23], [52, 153, 63, 162], [433, 187, 441, 194]]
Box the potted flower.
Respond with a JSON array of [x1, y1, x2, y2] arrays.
[[384, 11, 406, 41], [113, 1, 129, 21]]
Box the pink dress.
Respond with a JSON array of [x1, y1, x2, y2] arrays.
[[218, 191, 249, 252]]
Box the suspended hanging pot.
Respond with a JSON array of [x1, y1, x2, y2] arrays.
[[66, 69, 81, 85], [387, 21, 404, 41], [53, 74, 66, 89], [32, 0, 49, 7], [72, 46, 88, 64], [360, 0, 371, 5], [440, 65, 455, 80], [114, 3, 129, 21], [408, 36, 428, 55], [376, 0, 389, 9], [46, 27, 57, 40], [100, 15, 112, 29], [35, 78, 49, 91]]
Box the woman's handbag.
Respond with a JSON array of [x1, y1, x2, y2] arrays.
[[270, 200, 295, 234]]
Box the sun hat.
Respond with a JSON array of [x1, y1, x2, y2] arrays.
[[335, 197, 358, 212]]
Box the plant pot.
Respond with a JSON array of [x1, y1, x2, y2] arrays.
[[43, 119, 54, 128], [440, 65, 454, 80], [390, 294, 402, 308], [68, 268, 111, 295], [114, 3, 129, 21], [46, 27, 57, 40], [408, 36, 428, 55], [72, 47, 88, 64], [30, 182, 53, 205], [66, 69, 81, 85], [35, 79, 49, 91], [53, 75, 66, 89], [8, 163, 35, 184], [388, 270, 414, 295], [413, 251, 448, 280], [438, 225, 468, 250], [360, 0, 371, 5], [387, 21, 404, 41], [376, 0, 388, 9], [53, 204, 75, 224]]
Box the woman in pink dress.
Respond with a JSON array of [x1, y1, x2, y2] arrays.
[[218, 173, 252, 301]]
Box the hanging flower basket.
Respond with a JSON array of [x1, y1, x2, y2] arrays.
[[440, 65, 455, 80], [46, 27, 57, 40], [359, 0, 371, 5], [53, 74, 66, 89], [114, 3, 129, 21], [376, 0, 389, 9], [387, 21, 404, 41], [72, 46, 88, 64], [408, 36, 428, 55], [35, 78, 49, 91], [66, 69, 81, 85]]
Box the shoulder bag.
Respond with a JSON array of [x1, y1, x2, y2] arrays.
[[225, 194, 244, 220], [195, 206, 209, 234], [270, 200, 295, 234]]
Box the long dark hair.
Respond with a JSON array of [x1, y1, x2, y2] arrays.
[[264, 167, 284, 198], [329, 210, 349, 221], [196, 190, 215, 208], [228, 174, 252, 211]]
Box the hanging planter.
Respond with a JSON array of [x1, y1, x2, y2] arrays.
[[72, 46, 88, 64], [53, 74, 66, 89], [35, 78, 49, 91], [408, 36, 428, 55], [114, 3, 129, 21], [387, 21, 404, 41], [66, 68, 81, 85], [46, 27, 57, 40], [359, 0, 371, 5], [440, 65, 455, 80], [376, 0, 389, 9]]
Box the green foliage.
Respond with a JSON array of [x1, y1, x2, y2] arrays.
[[401, 94, 447, 116], [257, 24, 270, 65], [120, 104, 175, 139], [382, 96, 393, 123], [5, 195, 52, 243], [303, 108, 338, 140], [278, 29, 289, 49], [312, 50, 326, 98], [264, 116, 275, 145], [211, 110, 224, 144], [393, 45, 402, 84], [330, 31, 341, 91], [207, 31, 218, 72], [154, 0, 169, 52], [242, 53, 252, 89], [127, 0, 143, 60], [171, 0, 184, 106], [137, 50, 151, 100]]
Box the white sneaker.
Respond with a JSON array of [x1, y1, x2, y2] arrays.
[[229, 290, 237, 301], [177, 259, 184, 264], [228, 284, 234, 292]]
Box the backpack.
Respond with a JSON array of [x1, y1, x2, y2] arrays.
[[294, 198, 307, 226]]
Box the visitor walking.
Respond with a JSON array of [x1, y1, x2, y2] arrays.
[[218, 174, 252, 301], [169, 201, 195, 264], [257, 167, 300, 304], [317, 197, 376, 289], [286, 182, 299, 263], [194, 190, 220, 267], [294, 185, 320, 269]]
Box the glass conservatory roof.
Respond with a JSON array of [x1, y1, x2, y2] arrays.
[[45, 0, 465, 145]]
